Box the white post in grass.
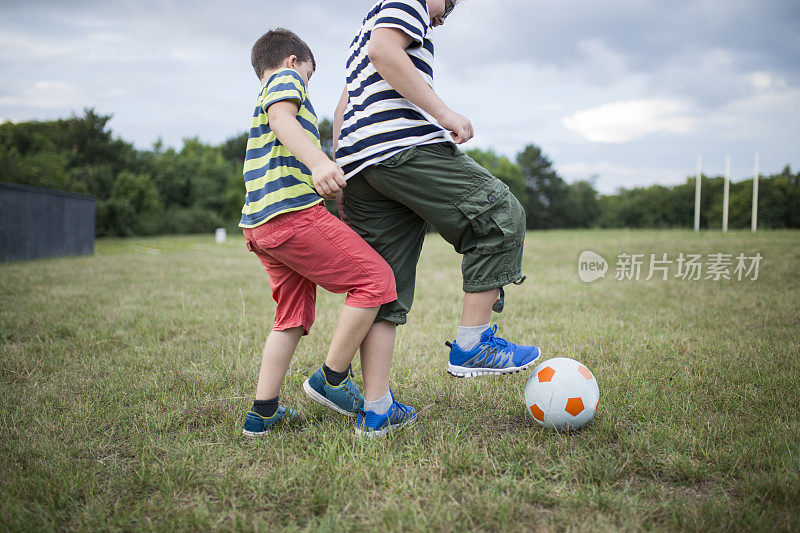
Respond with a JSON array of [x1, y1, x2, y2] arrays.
[[694, 154, 702, 232], [752, 151, 759, 233], [722, 154, 730, 233]]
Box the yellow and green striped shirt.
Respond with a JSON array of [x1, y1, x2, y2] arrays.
[[239, 68, 322, 228]]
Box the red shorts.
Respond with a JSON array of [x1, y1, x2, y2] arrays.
[[243, 203, 397, 334]]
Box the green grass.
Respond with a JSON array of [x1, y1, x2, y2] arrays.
[[2, 229, 799, 531]]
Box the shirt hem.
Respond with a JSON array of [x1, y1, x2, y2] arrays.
[[239, 198, 324, 229], [341, 135, 449, 180]]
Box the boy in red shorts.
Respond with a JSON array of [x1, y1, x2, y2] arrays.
[[240, 29, 416, 437]]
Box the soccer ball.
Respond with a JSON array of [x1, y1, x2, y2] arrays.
[[525, 357, 599, 431]]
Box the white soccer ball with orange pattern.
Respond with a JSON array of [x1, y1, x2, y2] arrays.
[[524, 357, 599, 430]]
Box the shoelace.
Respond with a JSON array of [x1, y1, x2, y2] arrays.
[[483, 325, 515, 353], [336, 365, 356, 398], [390, 401, 413, 419], [342, 380, 361, 409]]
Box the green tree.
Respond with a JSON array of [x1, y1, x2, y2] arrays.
[[220, 132, 249, 164], [102, 171, 162, 236], [56, 108, 133, 170], [517, 144, 569, 229], [319, 118, 334, 158], [561, 179, 600, 228]]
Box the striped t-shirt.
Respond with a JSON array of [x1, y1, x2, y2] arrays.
[[239, 68, 323, 228], [336, 0, 448, 179]]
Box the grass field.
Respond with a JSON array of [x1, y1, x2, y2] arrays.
[[1, 229, 799, 531]]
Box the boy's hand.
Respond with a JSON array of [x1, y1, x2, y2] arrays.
[[311, 159, 347, 200], [436, 109, 474, 144]]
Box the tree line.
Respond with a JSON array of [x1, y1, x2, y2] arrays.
[[1, 109, 798, 236]]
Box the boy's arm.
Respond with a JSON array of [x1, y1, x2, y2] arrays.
[[368, 27, 473, 144], [268, 100, 346, 199], [332, 85, 349, 222], [333, 85, 348, 156]]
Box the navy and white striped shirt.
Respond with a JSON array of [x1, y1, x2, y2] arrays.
[[336, 0, 448, 179]]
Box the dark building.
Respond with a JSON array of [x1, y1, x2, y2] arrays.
[[0, 183, 95, 261]]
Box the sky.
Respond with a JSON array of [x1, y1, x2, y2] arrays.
[[1, 0, 799, 193]]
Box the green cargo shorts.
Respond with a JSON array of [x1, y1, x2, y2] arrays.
[[342, 141, 526, 325]]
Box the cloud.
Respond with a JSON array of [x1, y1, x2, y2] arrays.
[[0, 81, 80, 109], [0, 30, 70, 60], [562, 98, 698, 143], [711, 82, 800, 140], [747, 71, 776, 92]]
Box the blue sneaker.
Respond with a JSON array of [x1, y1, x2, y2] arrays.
[[242, 406, 299, 436], [303, 367, 364, 418], [355, 391, 417, 437], [446, 324, 541, 378]]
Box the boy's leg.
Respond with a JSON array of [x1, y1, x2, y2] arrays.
[[293, 197, 415, 434], [334, 178, 423, 402], [324, 304, 380, 374], [354, 319, 417, 437], [264, 205, 400, 417], [242, 233, 314, 434], [461, 289, 500, 327], [255, 327, 305, 400], [350, 143, 523, 317], [243, 221, 319, 434], [359, 320, 396, 401], [245, 330, 302, 435], [342, 170, 428, 326], [347, 143, 540, 376]]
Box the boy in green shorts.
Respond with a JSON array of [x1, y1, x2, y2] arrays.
[[240, 28, 415, 437], [334, 1, 541, 377]]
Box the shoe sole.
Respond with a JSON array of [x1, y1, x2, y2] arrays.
[[242, 429, 268, 437], [447, 352, 541, 378], [302, 379, 358, 418], [355, 416, 417, 438]]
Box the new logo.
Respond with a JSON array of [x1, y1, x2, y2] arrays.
[[578, 251, 608, 283]]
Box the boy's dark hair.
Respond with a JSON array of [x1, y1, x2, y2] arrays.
[[251, 28, 316, 79]]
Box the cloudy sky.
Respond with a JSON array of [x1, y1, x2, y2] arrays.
[[2, 0, 798, 193]]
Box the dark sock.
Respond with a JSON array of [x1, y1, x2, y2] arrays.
[[252, 396, 279, 418], [323, 364, 349, 386]]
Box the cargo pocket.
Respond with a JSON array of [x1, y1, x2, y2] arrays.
[[454, 181, 523, 254], [253, 224, 295, 250]]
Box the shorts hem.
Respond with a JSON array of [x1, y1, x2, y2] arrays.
[[462, 270, 523, 293], [344, 291, 398, 309], [273, 317, 313, 335], [375, 312, 407, 326]]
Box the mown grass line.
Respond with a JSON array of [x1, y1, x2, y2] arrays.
[[1, 230, 798, 531]]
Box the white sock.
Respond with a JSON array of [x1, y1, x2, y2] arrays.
[[364, 390, 392, 415], [456, 324, 490, 351]]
